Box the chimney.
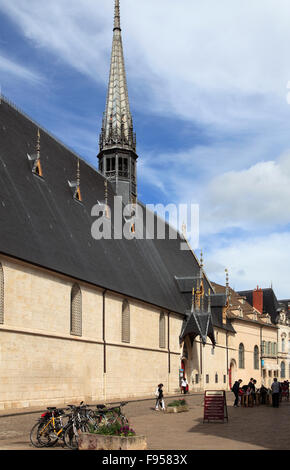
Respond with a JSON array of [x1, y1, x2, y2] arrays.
[[253, 286, 263, 314]]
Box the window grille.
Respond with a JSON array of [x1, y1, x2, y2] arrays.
[[70, 284, 82, 336], [159, 312, 166, 348], [239, 343, 245, 369], [122, 300, 130, 343]]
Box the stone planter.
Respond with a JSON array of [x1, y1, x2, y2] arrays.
[[78, 432, 147, 450], [166, 405, 189, 413]]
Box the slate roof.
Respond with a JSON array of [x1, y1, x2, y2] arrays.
[[213, 282, 277, 328], [0, 97, 212, 316], [237, 287, 280, 324]]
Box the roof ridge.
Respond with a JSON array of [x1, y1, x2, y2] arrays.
[[0, 93, 104, 178]]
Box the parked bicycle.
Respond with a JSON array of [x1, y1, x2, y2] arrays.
[[30, 401, 130, 449]]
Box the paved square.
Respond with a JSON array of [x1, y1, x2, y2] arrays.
[[0, 392, 289, 450]]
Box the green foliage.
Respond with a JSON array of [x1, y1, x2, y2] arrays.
[[167, 399, 187, 407], [89, 421, 136, 437]]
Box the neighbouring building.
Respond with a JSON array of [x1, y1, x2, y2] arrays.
[[238, 286, 290, 386]]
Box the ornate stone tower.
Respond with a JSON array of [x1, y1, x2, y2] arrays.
[[98, 0, 138, 206]]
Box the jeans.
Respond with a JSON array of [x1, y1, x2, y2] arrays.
[[155, 398, 165, 410], [233, 392, 239, 406]]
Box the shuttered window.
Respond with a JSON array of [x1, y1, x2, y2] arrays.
[[122, 300, 130, 343], [70, 284, 82, 336], [0, 263, 3, 324], [159, 312, 166, 349], [254, 345, 259, 369]]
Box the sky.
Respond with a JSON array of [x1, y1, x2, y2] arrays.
[[0, 0, 290, 298]]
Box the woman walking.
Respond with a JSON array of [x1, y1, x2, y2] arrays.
[[155, 383, 165, 411]]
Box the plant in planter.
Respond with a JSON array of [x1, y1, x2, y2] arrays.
[[78, 421, 147, 450], [166, 399, 189, 413]]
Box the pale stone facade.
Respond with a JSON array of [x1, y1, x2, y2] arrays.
[[0, 255, 184, 410], [1, 254, 289, 411]]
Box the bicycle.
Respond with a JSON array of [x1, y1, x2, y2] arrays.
[[30, 406, 69, 448], [30, 403, 86, 448], [63, 404, 91, 450]]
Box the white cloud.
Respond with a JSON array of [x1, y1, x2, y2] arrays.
[[1, 0, 290, 128], [204, 231, 290, 299], [0, 52, 42, 83], [199, 151, 290, 234]]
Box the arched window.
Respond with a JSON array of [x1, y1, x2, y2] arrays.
[[215, 373, 218, 383], [281, 361, 285, 379], [254, 346, 259, 369], [0, 262, 3, 324], [239, 343, 245, 369], [159, 312, 166, 349], [70, 284, 82, 336], [122, 300, 130, 343]]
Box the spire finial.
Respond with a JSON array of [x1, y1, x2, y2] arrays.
[[114, 0, 121, 30], [34, 128, 42, 176], [200, 249, 203, 269]]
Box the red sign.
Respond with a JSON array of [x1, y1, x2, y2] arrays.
[[203, 390, 228, 423]]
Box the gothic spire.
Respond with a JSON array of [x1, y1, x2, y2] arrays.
[[99, 0, 136, 153]]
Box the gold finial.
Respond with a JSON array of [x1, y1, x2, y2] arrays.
[[34, 128, 42, 177], [74, 159, 82, 201], [200, 249, 203, 268]]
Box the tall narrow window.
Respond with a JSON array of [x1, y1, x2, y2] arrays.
[[254, 345, 259, 370], [159, 312, 166, 348], [0, 263, 3, 324], [282, 337, 285, 352], [239, 343, 245, 369], [122, 300, 130, 343], [281, 361, 285, 379], [261, 340, 266, 355], [70, 284, 82, 336]]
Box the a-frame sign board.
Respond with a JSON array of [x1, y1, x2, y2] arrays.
[[203, 390, 228, 423]]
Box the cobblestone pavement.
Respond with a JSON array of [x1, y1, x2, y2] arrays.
[[0, 392, 289, 450]]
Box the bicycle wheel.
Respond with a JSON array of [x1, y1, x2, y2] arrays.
[[30, 422, 45, 448], [37, 420, 59, 447], [64, 422, 89, 450]]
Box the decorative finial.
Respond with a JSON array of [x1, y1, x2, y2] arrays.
[[225, 268, 229, 287], [114, 0, 121, 30], [182, 222, 187, 238], [75, 159, 82, 201], [200, 249, 203, 269], [208, 288, 211, 313], [34, 128, 42, 176]]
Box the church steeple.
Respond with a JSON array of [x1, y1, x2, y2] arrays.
[[98, 0, 137, 206]]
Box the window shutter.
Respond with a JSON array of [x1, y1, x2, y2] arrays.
[[122, 300, 130, 343], [159, 313, 166, 348], [0, 263, 3, 324], [71, 284, 82, 336]]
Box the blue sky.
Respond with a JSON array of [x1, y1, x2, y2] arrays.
[[1, 0, 290, 298]]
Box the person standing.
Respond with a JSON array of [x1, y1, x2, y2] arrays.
[[232, 379, 242, 407], [181, 377, 188, 394], [155, 383, 165, 411], [271, 378, 281, 408]]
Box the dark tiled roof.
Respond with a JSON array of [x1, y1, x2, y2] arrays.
[[237, 288, 280, 324], [0, 97, 210, 315]]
